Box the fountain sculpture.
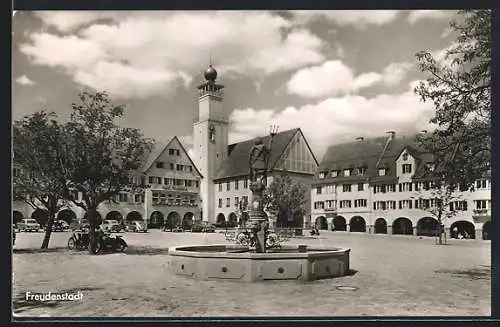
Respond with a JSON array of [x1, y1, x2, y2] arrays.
[[168, 127, 351, 282]]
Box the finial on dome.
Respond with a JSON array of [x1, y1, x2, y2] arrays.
[[204, 64, 217, 82]]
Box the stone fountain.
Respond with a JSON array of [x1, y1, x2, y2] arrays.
[[168, 126, 350, 282]]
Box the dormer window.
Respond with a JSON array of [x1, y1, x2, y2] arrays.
[[402, 153, 408, 161], [357, 167, 365, 175], [426, 162, 435, 172], [318, 172, 325, 179], [331, 170, 338, 177], [344, 169, 351, 177], [378, 168, 386, 176], [402, 164, 412, 174]]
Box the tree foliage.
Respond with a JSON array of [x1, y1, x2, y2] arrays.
[[414, 10, 491, 190], [13, 111, 70, 249], [413, 180, 463, 244], [63, 90, 154, 253], [264, 171, 307, 228]]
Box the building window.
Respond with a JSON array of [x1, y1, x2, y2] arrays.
[[402, 153, 408, 161], [196, 180, 199, 188], [148, 176, 154, 184], [317, 186, 322, 195], [474, 200, 489, 210], [342, 184, 351, 192], [189, 166, 193, 172], [164, 178, 168, 185], [357, 183, 364, 191], [226, 182, 230, 191], [374, 185, 386, 194], [387, 201, 396, 210], [331, 170, 338, 177], [426, 162, 435, 172], [168, 149, 175, 155], [243, 179, 248, 189], [340, 200, 351, 208], [354, 199, 367, 208], [398, 200, 412, 209], [402, 164, 412, 174], [423, 181, 430, 191], [325, 200, 336, 209], [314, 201, 325, 209], [176, 164, 183, 171], [226, 198, 230, 207], [373, 201, 387, 211], [235, 197, 239, 207], [156, 161, 164, 169], [388, 184, 396, 192], [235, 180, 239, 190], [218, 199, 222, 208], [476, 179, 488, 189], [378, 168, 386, 176], [170, 163, 174, 170], [218, 183, 222, 192], [118, 193, 128, 202], [450, 201, 468, 211], [185, 180, 192, 187], [318, 172, 325, 179], [134, 194, 143, 203], [343, 169, 351, 177], [176, 149, 180, 156], [357, 167, 365, 175], [242, 196, 248, 207]]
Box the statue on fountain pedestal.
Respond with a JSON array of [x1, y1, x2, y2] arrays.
[[249, 137, 269, 186]]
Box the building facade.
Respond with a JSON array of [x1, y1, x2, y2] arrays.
[[311, 133, 492, 240], [192, 66, 319, 226], [13, 136, 202, 229]]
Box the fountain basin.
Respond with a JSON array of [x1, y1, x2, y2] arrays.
[[168, 244, 350, 282]]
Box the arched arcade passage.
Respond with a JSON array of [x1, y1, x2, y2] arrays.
[[57, 209, 77, 224], [374, 218, 387, 234], [315, 216, 328, 230], [149, 211, 164, 229], [106, 211, 123, 222], [349, 216, 366, 232], [392, 217, 413, 235], [182, 212, 194, 230], [483, 221, 491, 240], [166, 212, 181, 229], [333, 215, 347, 231], [216, 213, 226, 225], [450, 220, 476, 239], [126, 211, 143, 221], [32, 208, 49, 226], [417, 217, 439, 237], [228, 213, 238, 227]]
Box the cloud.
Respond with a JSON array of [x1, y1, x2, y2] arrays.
[[408, 10, 456, 24], [21, 11, 326, 99], [292, 10, 400, 29], [15, 75, 36, 86], [286, 60, 413, 98], [229, 81, 435, 160]]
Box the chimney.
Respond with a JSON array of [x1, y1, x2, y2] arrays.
[[386, 131, 396, 140], [355, 137, 364, 141]]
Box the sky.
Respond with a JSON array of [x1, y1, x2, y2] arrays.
[[12, 10, 459, 161]]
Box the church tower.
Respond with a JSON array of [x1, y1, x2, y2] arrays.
[[193, 65, 228, 222]]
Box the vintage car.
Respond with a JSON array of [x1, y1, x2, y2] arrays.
[[101, 220, 122, 233], [125, 220, 148, 233], [191, 221, 216, 233], [17, 219, 40, 232]]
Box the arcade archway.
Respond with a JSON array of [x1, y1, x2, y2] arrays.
[[106, 211, 123, 222], [182, 212, 194, 230], [57, 209, 77, 224], [483, 221, 491, 240], [417, 217, 439, 237], [374, 218, 387, 234], [166, 212, 181, 229], [31, 208, 49, 226], [126, 211, 143, 221], [13, 210, 23, 224], [216, 213, 226, 225], [149, 211, 164, 229], [349, 216, 366, 232], [450, 220, 475, 239], [333, 215, 347, 231], [315, 216, 328, 230], [392, 217, 413, 235], [228, 213, 238, 227]]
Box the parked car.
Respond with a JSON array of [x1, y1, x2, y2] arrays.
[[17, 219, 40, 232], [191, 221, 216, 233], [101, 220, 122, 233], [46, 220, 70, 232], [125, 220, 148, 233]]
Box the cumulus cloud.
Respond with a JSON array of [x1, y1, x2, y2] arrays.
[[292, 10, 400, 29], [229, 81, 435, 159], [21, 11, 326, 99], [15, 75, 36, 86], [408, 10, 456, 24], [286, 60, 413, 98]]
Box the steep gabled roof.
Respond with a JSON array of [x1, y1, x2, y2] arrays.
[[139, 136, 203, 178], [214, 128, 300, 180]]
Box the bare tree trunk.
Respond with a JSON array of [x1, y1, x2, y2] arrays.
[[87, 206, 98, 254], [41, 211, 55, 249]]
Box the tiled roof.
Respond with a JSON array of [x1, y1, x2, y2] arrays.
[[214, 128, 300, 180], [316, 134, 421, 185], [139, 137, 175, 172]]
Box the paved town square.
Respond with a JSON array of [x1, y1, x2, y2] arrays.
[[13, 231, 490, 317]]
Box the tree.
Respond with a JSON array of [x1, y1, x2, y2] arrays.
[[414, 10, 491, 191], [13, 112, 70, 249], [264, 171, 307, 228], [413, 180, 463, 245], [63, 90, 154, 253]]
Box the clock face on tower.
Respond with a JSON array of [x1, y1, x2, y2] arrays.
[[209, 124, 216, 143]]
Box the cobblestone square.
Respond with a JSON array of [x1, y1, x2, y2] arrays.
[[12, 230, 491, 317]]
